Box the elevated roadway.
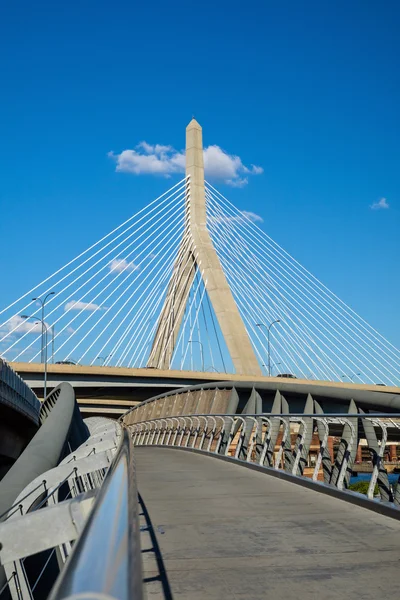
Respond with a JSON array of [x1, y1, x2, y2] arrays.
[[136, 447, 400, 599], [10, 361, 400, 417], [0, 359, 40, 480]]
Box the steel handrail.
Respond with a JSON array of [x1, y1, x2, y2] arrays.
[[49, 428, 143, 600]]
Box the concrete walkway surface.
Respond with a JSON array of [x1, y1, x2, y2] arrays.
[[136, 447, 400, 599]]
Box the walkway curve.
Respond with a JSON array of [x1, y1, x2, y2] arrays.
[[136, 446, 400, 600]]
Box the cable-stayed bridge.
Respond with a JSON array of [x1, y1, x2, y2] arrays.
[[1, 119, 399, 400], [1, 121, 400, 599]]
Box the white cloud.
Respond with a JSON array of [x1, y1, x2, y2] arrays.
[[64, 300, 100, 312], [109, 258, 139, 274], [226, 177, 248, 188], [370, 197, 389, 210], [209, 210, 263, 225], [107, 144, 184, 178], [2, 315, 50, 336], [241, 211, 264, 223], [109, 141, 263, 187]]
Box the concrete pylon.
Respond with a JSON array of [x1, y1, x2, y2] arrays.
[[147, 119, 261, 375]]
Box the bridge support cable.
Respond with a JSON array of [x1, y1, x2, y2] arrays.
[[145, 223, 197, 370], [162, 257, 205, 371], [115, 229, 194, 367], [206, 192, 342, 381], [73, 219, 187, 365], [179, 274, 207, 370], [206, 199, 317, 377], [0, 182, 191, 366], [205, 182, 400, 384], [0, 180, 187, 347], [108, 239, 186, 367], [47, 213, 184, 364], [206, 192, 340, 379], [19, 192, 185, 363], [207, 181, 400, 366], [207, 185, 380, 382], [104, 260, 177, 367], [208, 181, 400, 378], [1, 119, 399, 380], [0, 178, 187, 321], [109, 231, 194, 367]]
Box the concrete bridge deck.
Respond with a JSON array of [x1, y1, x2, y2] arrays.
[[136, 447, 400, 599]]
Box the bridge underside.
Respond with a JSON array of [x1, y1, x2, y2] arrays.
[[12, 363, 235, 417], [137, 447, 400, 599], [11, 362, 400, 419]]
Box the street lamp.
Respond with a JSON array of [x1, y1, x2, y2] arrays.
[[188, 340, 204, 372], [341, 373, 360, 382], [262, 362, 281, 375], [32, 292, 55, 363], [51, 325, 55, 364], [96, 355, 112, 366], [21, 314, 50, 399], [256, 320, 282, 377]]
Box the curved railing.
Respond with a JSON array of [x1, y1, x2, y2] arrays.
[[0, 418, 143, 600], [0, 382, 89, 520], [129, 412, 400, 506], [48, 428, 143, 600], [122, 380, 400, 427]]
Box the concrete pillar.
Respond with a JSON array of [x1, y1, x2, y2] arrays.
[[148, 120, 261, 375]]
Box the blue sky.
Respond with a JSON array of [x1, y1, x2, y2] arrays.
[[1, 0, 399, 351]]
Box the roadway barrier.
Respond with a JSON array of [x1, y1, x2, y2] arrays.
[[0, 358, 40, 425]]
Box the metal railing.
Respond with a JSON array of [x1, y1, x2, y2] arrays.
[[0, 358, 40, 424], [129, 412, 400, 505], [49, 428, 143, 600], [0, 418, 143, 600]]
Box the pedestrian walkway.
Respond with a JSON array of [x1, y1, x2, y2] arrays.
[[136, 446, 400, 599]]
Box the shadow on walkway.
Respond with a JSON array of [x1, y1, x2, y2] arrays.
[[139, 493, 173, 599]]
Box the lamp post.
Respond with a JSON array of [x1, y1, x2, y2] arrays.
[[21, 314, 50, 399], [96, 355, 112, 366], [256, 320, 281, 376], [188, 340, 204, 372], [32, 292, 55, 363], [51, 325, 55, 364], [341, 373, 361, 382], [262, 362, 281, 376]]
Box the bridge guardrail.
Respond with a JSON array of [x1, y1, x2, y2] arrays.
[[129, 412, 400, 506], [0, 357, 40, 424], [0, 419, 143, 600]]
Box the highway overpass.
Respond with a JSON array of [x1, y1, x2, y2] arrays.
[[11, 361, 400, 418]]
